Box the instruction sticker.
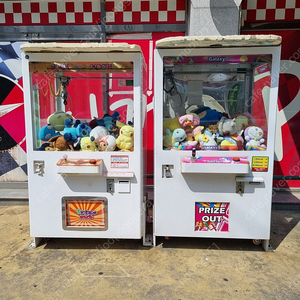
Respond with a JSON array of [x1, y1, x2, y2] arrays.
[[195, 202, 229, 232], [252, 156, 269, 172], [111, 155, 129, 168]]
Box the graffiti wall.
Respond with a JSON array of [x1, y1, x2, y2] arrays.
[[0, 42, 27, 181]]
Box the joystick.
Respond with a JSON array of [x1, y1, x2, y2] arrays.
[[191, 148, 197, 161]]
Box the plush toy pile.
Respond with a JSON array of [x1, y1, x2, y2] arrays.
[[163, 107, 266, 151], [38, 111, 134, 152]]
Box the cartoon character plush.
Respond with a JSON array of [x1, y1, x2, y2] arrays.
[[163, 117, 182, 133], [39, 125, 61, 141], [90, 126, 109, 144], [47, 111, 73, 131], [63, 119, 80, 143], [244, 126, 266, 150], [218, 116, 237, 137], [172, 128, 186, 146], [178, 113, 203, 142], [76, 123, 92, 138], [194, 107, 224, 126], [199, 133, 217, 150], [102, 112, 120, 134], [88, 112, 120, 135], [80, 136, 97, 151], [203, 124, 218, 137], [116, 125, 134, 151], [48, 136, 74, 151], [98, 135, 116, 151], [179, 114, 200, 130]]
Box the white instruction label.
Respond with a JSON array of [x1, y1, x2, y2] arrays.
[[111, 155, 129, 168]]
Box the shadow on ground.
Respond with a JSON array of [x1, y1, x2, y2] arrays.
[[38, 210, 300, 252]]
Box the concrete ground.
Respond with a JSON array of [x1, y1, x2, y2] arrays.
[[1, 201, 300, 300]]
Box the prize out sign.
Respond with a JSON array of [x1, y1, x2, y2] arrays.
[[195, 203, 229, 232]]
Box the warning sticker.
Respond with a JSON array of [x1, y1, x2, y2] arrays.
[[111, 155, 129, 168], [252, 156, 269, 172]]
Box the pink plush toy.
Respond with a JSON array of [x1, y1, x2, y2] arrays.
[[178, 114, 200, 128], [179, 113, 202, 141]]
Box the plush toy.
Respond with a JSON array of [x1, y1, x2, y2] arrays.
[[172, 128, 186, 146], [88, 112, 120, 135], [89, 126, 109, 144], [218, 116, 238, 137], [235, 115, 250, 132], [80, 136, 97, 151], [116, 125, 134, 151], [39, 125, 61, 141], [199, 133, 218, 150], [76, 123, 91, 138], [48, 136, 74, 151], [244, 126, 266, 150], [47, 111, 73, 131], [178, 113, 203, 142], [98, 135, 116, 151], [102, 112, 120, 133], [63, 119, 80, 143], [194, 107, 224, 126], [37, 143, 55, 151], [163, 129, 174, 149], [187, 126, 203, 142], [203, 124, 218, 137], [88, 117, 100, 129], [178, 113, 200, 129], [163, 117, 182, 133]]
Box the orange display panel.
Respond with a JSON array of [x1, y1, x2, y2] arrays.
[[64, 198, 107, 230]]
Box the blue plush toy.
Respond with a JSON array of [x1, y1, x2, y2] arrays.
[[39, 125, 61, 141], [91, 112, 120, 136], [63, 119, 80, 142], [76, 123, 91, 138], [194, 106, 224, 126]]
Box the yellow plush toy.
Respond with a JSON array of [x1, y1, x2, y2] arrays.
[[116, 125, 134, 151], [80, 137, 97, 151], [163, 117, 182, 134]]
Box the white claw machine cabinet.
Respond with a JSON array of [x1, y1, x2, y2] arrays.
[[21, 43, 148, 247], [154, 35, 281, 251]]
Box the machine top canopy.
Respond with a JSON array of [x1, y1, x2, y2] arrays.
[[155, 35, 282, 49], [21, 42, 142, 53]]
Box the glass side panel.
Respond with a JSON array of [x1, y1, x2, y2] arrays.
[[162, 55, 272, 151], [30, 61, 134, 151]]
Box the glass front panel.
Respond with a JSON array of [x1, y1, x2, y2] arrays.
[[162, 54, 272, 151], [30, 61, 134, 151]]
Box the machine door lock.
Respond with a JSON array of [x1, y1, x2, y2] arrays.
[[236, 181, 244, 195], [107, 179, 114, 193], [34, 161, 44, 175], [163, 165, 173, 178]]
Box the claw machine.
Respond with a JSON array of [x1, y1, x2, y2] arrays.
[[21, 43, 148, 247], [154, 35, 281, 251]]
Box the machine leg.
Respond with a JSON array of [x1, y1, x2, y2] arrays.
[[261, 239, 274, 252], [143, 234, 153, 247], [27, 237, 43, 249]]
